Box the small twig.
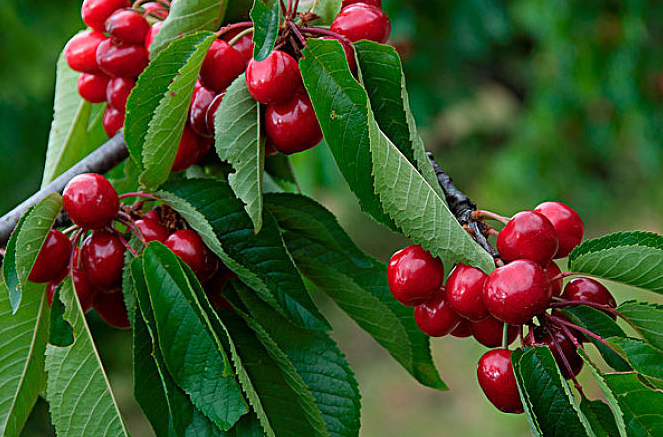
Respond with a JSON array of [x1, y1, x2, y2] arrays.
[[551, 300, 622, 318], [216, 21, 253, 38], [547, 314, 628, 362], [287, 0, 293, 16], [543, 324, 585, 396], [300, 27, 354, 47], [473, 210, 510, 224], [118, 191, 159, 201], [288, 21, 307, 45], [115, 217, 148, 246], [501, 323, 510, 349], [228, 27, 254, 46]]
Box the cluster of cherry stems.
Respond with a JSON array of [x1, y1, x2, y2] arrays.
[[64, 0, 392, 172], [387, 202, 620, 414]]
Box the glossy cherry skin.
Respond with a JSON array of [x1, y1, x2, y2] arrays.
[[106, 77, 135, 110], [71, 268, 98, 313], [477, 349, 523, 414], [524, 326, 583, 379], [231, 36, 255, 65], [534, 201, 584, 258], [46, 281, 58, 307], [387, 245, 444, 306], [135, 218, 169, 243], [144, 21, 162, 55], [414, 290, 461, 337], [96, 39, 149, 78], [544, 261, 563, 297], [94, 290, 130, 329], [482, 259, 552, 325], [264, 93, 323, 154], [102, 105, 125, 137], [205, 91, 226, 134], [28, 230, 72, 283], [106, 9, 150, 45], [64, 30, 107, 73], [77, 73, 111, 103], [189, 84, 216, 136], [171, 125, 203, 172], [343, 0, 381, 7], [446, 263, 489, 321], [141, 2, 169, 19], [496, 210, 559, 266], [165, 230, 219, 282], [471, 316, 518, 348], [331, 3, 391, 43], [63, 173, 119, 230], [199, 39, 246, 93], [450, 319, 472, 338], [246, 51, 303, 105], [81, 230, 126, 291], [562, 277, 616, 308], [82, 0, 130, 32]]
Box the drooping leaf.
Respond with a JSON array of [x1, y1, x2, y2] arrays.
[[233, 283, 361, 437], [296, 0, 342, 25], [214, 74, 264, 232], [511, 347, 594, 437], [568, 231, 663, 294], [265, 193, 446, 390], [149, 0, 229, 56], [579, 399, 621, 437], [607, 337, 663, 382], [618, 300, 663, 351], [156, 178, 329, 331], [264, 154, 299, 193], [42, 49, 106, 187], [125, 32, 216, 188], [0, 282, 49, 437], [141, 242, 248, 431], [45, 278, 129, 437], [2, 207, 32, 312], [250, 0, 281, 61]]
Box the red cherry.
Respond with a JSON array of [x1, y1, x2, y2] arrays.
[[81, 230, 126, 291], [204, 267, 236, 311], [94, 290, 130, 328], [205, 91, 226, 134], [103, 105, 125, 137], [172, 125, 204, 172], [471, 316, 518, 348], [543, 261, 563, 297], [141, 2, 169, 19], [246, 51, 303, 105], [71, 267, 98, 313], [135, 218, 169, 243], [142, 209, 160, 222], [28, 230, 72, 283], [321, 37, 357, 74], [496, 211, 559, 266], [64, 30, 107, 73], [534, 201, 584, 258], [264, 93, 323, 154], [77, 73, 111, 103], [231, 36, 255, 65], [46, 281, 58, 307], [343, 0, 382, 7], [265, 141, 278, 156], [524, 326, 583, 379], [331, 3, 391, 43], [106, 77, 135, 110], [450, 319, 472, 338], [144, 21, 163, 55], [96, 39, 148, 78], [387, 245, 444, 307], [483, 259, 552, 325], [199, 39, 246, 93], [189, 84, 216, 136], [477, 349, 523, 414], [82, 0, 131, 32], [562, 277, 616, 309], [63, 173, 119, 230], [414, 290, 461, 337], [446, 263, 489, 321], [165, 230, 219, 282], [106, 9, 150, 45]]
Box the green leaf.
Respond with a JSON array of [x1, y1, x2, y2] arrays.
[[0, 282, 49, 437], [2, 206, 32, 312], [568, 231, 663, 294], [618, 301, 663, 351], [580, 399, 621, 437], [250, 0, 281, 61], [45, 278, 129, 437], [149, 0, 229, 57], [299, 39, 395, 229], [354, 40, 444, 200], [264, 154, 299, 193], [48, 286, 73, 347], [296, 0, 342, 25], [42, 49, 106, 187], [265, 193, 446, 390], [156, 178, 329, 331], [214, 74, 264, 232], [607, 337, 663, 382], [125, 32, 216, 188], [233, 283, 360, 437], [511, 347, 594, 437], [141, 242, 248, 430]]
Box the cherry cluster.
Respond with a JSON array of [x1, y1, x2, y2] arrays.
[[63, 0, 169, 138], [387, 201, 618, 414], [27, 173, 233, 328]]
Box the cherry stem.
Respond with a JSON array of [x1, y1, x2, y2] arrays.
[[501, 323, 510, 349], [528, 323, 535, 346], [69, 229, 85, 272], [472, 210, 510, 224], [119, 191, 158, 201], [279, 0, 288, 16], [308, 0, 320, 13], [62, 225, 79, 235], [518, 325, 525, 348], [288, 0, 293, 16], [216, 22, 253, 38], [546, 314, 628, 362], [228, 27, 254, 46], [551, 300, 623, 318], [300, 27, 354, 47], [549, 272, 581, 282], [293, 0, 301, 15], [288, 21, 307, 45], [116, 217, 148, 246], [0, 248, 5, 257], [116, 233, 140, 258], [542, 324, 585, 396]]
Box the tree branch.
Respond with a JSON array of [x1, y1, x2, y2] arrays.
[[0, 133, 128, 248]]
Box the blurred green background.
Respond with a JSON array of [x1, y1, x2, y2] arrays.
[[3, 0, 662, 436]]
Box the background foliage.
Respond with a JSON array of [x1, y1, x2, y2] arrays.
[[1, 0, 662, 435]]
